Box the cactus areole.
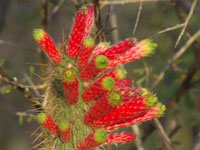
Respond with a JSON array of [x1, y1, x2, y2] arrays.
[[32, 4, 165, 150]]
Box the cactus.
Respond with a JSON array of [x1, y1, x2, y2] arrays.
[[33, 4, 165, 150]]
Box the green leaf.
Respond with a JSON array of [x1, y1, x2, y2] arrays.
[[0, 85, 12, 94]]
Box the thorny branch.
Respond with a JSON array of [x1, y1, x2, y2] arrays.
[[0, 67, 42, 110], [175, 0, 198, 47]]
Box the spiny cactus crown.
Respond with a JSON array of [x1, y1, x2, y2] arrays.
[[33, 4, 165, 150]]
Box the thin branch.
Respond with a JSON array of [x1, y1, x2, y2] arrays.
[[154, 119, 175, 150], [158, 23, 184, 34], [109, 6, 119, 43], [100, 0, 169, 5], [171, 63, 187, 77], [23, 73, 41, 97], [94, 0, 105, 42], [133, 1, 143, 35], [0, 67, 42, 110], [151, 29, 200, 89], [166, 41, 200, 109], [48, 0, 66, 21], [132, 125, 144, 150], [175, 0, 198, 47], [0, 39, 36, 50]]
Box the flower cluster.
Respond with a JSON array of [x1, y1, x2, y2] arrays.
[[33, 4, 165, 150]]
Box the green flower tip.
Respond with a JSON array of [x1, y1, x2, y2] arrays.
[[141, 39, 157, 57], [142, 88, 150, 95], [95, 55, 108, 69], [62, 68, 77, 82], [132, 38, 137, 43], [58, 121, 70, 131], [83, 37, 94, 48], [156, 103, 166, 117], [145, 94, 158, 108], [102, 77, 115, 91], [115, 68, 127, 80], [108, 92, 122, 106], [37, 113, 47, 124], [94, 129, 107, 143], [33, 29, 45, 41]]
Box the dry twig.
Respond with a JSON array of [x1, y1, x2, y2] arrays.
[[133, 1, 143, 35], [109, 6, 119, 43], [175, 0, 198, 47], [154, 119, 175, 150], [132, 125, 144, 150], [158, 23, 184, 34], [0, 67, 42, 110], [48, 0, 66, 20], [100, 0, 169, 5], [151, 29, 200, 89]]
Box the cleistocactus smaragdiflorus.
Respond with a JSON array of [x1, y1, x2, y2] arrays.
[[33, 4, 165, 150]]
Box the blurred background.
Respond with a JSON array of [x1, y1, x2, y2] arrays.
[[0, 0, 200, 150]]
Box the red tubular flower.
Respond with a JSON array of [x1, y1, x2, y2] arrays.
[[58, 120, 71, 143], [119, 87, 142, 102], [82, 76, 115, 102], [98, 38, 135, 59], [62, 68, 79, 104], [104, 103, 166, 132], [82, 68, 126, 101], [33, 29, 62, 65], [67, 7, 87, 58], [92, 94, 158, 128], [77, 37, 95, 69], [84, 92, 122, 125], [115, 78, 132, 89], [107, 39, 157, 68], [80, 55, 109, 81], [83, 5, 94, 39], [78, 129, 107, 150], [105, 132, 135, 144], [37, 113, 58, 136]]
